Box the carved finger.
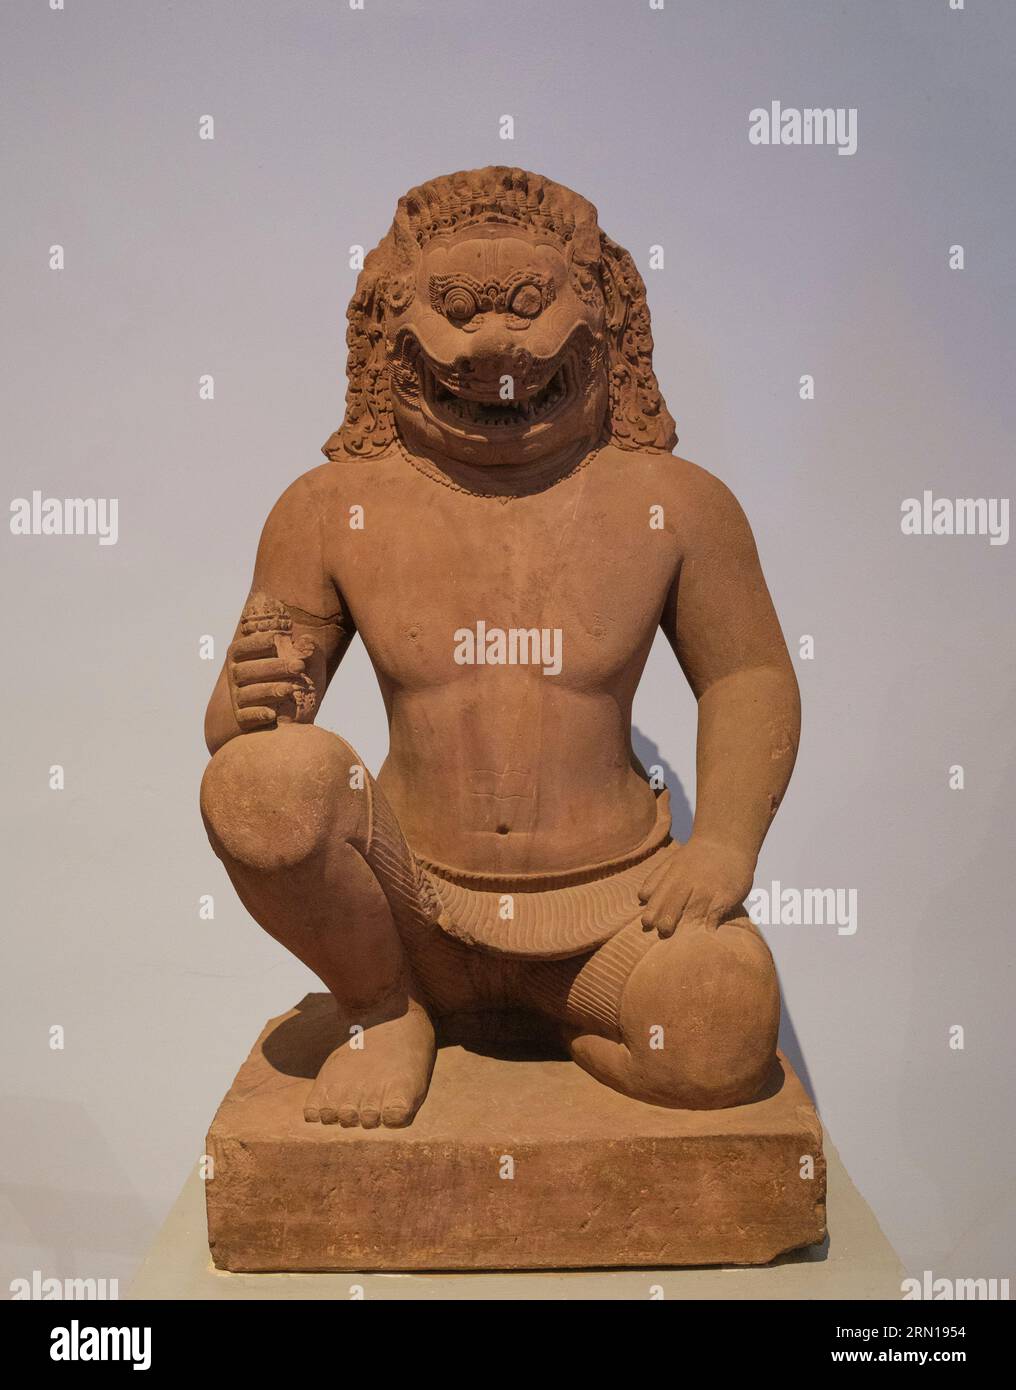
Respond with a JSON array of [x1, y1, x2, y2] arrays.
[[638, 850, 678, 902], [235, 681, 299, 709], [639, 884, 664, 928], [649, 909, 679, 937], [229, 631, 282, 662], [642, 881, 693, 935], [232, 655, 306, 686], [235, 705, 276, 729]]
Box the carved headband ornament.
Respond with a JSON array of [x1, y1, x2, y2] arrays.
[[322, 166, 678, 461]]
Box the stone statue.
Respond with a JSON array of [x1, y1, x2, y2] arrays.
[[200, 166, 800, 1137]]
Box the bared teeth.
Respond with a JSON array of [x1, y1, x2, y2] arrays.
[[429, 365, 567, 427]]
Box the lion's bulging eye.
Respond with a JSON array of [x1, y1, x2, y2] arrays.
[[443, 287, 478, 322], [509, 284, 543, 318]]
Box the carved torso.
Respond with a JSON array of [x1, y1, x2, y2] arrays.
[[315, 444, 683, 874]]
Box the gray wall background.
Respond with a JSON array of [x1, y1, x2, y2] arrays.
[[2, 0, 1013, 1292]]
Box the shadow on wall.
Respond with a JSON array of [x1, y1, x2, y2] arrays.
[[631, 728, 693, 842], [631, 727, 819, 1109]]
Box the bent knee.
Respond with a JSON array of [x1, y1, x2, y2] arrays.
[[200, 723, 369, 872], [619, 919, 779, 1108]]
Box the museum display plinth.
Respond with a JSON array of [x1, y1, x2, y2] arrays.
[[204, 994, 826, 1272]]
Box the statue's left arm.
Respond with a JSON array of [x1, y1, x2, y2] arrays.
[[639, 467, 801, 936]]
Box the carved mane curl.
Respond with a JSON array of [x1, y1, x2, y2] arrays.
[[322, 167, 677, 461]]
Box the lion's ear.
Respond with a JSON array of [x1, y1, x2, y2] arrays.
[[323, 256, 398, 461], [600, 235, 677, 453]]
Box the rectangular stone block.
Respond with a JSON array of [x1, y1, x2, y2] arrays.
[[206, 994, 826, 1271]]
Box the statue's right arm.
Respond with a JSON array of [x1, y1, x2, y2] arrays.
[[204, 471, 356, 755]]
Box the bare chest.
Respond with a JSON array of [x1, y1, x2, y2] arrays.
[[330, 479, 678, 691]]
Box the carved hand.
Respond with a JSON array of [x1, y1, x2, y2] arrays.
[[227, 594, 319, 733], [637, 838, 756, 937]]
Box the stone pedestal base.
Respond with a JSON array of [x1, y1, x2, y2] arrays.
[[205, 994, 826, 1272]]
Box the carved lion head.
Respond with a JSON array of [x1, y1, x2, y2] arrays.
[[322, 167, 677, 468]]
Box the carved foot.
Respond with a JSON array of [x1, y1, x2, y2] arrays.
[[304, 995, 436, 1129]]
